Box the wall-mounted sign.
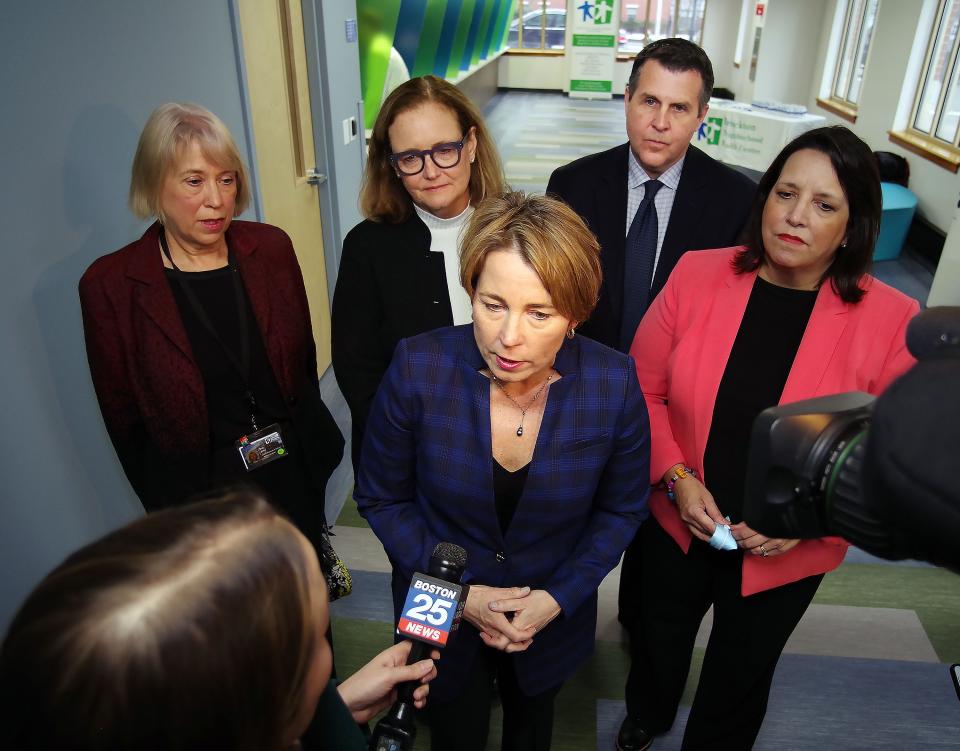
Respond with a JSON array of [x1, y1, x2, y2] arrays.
[[568, 0, 620, 100]]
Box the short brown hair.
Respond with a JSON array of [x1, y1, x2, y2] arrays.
[[628, 38, 714, 112], [0, 491, 316, 751], [460, 192, 602, 324], [129, 102, 251, 220], [360, 76, 506, 223]]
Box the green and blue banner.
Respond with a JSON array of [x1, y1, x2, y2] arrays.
[[358, 0, 517, 128]]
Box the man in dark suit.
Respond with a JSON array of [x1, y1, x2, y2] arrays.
[[547, 39, 756, 751], [547, 38, 755, 353]]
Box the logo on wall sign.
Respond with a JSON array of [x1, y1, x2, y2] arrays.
[[697, 116, 723, 146], [577, 0, 614, 24]]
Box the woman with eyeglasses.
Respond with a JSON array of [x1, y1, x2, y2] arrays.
[[332, 75, 506, 472]]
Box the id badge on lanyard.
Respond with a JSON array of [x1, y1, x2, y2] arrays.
[[237, 423, 288, 471], [161, 229, 291, 474]]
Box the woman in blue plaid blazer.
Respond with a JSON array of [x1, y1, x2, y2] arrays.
[[355, 193, 652, 751]]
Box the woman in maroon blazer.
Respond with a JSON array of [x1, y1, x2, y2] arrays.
[[617, 127, 919, 751], [79, 103, 343, 552]]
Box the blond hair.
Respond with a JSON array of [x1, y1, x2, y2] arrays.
[[129, 102, 251, 220], [360, 75, 506, 223], [0, 491, 316, 751], [461, 192, 602, 323]]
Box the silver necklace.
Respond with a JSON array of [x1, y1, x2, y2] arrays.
[[492, 375, 552, 437]]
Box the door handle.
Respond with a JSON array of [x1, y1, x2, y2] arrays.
[[306, 168, 327, 185]]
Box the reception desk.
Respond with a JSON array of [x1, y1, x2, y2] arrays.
[[692, 99, 827, 172]]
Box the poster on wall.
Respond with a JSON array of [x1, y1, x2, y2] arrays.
[[568, 0, 620, 99]]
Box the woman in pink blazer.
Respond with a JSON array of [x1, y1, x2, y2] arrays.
[[616, 127, 919, 751]]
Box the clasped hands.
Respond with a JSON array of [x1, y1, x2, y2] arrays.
[[463, 585, 561, 653], [670, 469, 801, 557]]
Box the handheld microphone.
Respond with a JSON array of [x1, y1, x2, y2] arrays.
[[369, 542, 468, 751]]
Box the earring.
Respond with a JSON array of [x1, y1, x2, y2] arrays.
[[566, 327, 575, 339]]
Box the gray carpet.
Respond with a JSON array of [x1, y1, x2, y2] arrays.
[[597, 653, 960, 749]]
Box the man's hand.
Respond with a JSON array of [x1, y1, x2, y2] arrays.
[[336, 641, 439, 724]]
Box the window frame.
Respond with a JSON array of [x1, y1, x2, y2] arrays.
[[816, 0, 880, 123], [909, 0, 960, 143], [615, 0, 707, 60], [889, 0, 960, 172], [506, 0, 568, 53]]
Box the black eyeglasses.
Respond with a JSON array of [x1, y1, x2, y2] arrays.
[[389, 136, 467, 176]]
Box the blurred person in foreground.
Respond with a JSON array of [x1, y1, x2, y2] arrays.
[[0, 491, 437, 751]]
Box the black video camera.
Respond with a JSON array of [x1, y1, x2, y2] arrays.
[[743, 307, 960, 571]]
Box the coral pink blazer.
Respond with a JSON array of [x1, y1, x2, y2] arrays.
[[630, 247, 919, 595]]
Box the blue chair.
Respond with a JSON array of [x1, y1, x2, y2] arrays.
[[875, 182, 917, 261]]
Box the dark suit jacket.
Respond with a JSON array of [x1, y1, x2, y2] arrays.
[[332, 214, 452, 470], [546, 143, 756, 350], [79, 221, 343, 511], [354, 325, 651, 699]]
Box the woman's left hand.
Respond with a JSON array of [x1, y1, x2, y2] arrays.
[[483, 589, 561, 653], [730, 522, 801, 558], [336, 641, 439, 723]]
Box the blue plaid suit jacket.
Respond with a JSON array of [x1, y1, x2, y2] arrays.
[[355, 325, 651, 698]]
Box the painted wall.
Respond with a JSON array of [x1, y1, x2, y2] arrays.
[[700, 0, 744, 95], [0, 1, 257, 631], [754, 0, 829, 106], [498, 53, 569, 89], [497, 56, 633, 93]]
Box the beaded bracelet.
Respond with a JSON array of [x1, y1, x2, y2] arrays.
[[665, 465, 698, 501]]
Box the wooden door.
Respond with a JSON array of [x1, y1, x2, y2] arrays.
[[237, 0, 332, 369]]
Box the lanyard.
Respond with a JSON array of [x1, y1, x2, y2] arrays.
[[161, 230, 260, 431]]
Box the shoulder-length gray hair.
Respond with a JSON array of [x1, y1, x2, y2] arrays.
[[129, 102, 251, 220]]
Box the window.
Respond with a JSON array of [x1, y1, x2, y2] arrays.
[[890, 0, 960, 171], [912, 0, 960, 142], [833, 0, 880, 107], [617, 0, 707, 56], [817, 0, 879, 121], [507, 0, 567, 51]]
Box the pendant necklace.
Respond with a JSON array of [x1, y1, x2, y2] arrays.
[[492, 375, 552, 437]]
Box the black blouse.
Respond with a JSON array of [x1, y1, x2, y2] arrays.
[[703, 276, 818, 521], [165, 265, 287, 451], [165, 266, 325, 540], [492, 459, 530, 535]]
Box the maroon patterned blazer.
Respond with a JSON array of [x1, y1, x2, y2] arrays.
[[79, 221, 342, 510]]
